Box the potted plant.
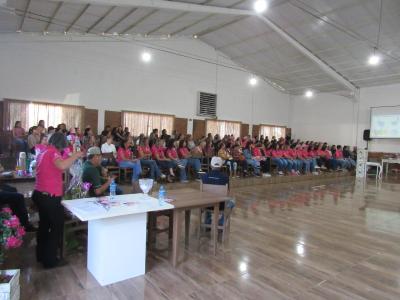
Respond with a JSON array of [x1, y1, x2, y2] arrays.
[[0, 207, 25, 300]]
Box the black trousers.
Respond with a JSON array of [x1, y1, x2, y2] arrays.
[[0, 184, 29, 227], [32, 190, 64, 268]]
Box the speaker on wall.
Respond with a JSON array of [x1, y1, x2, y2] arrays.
[[363, 129, 371, 141]]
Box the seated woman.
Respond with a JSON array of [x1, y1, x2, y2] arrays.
[[243, 142, 261, 177], [137, 137, 165, 180], [35, 135, 49, 157], [151, 139, 176, 181], [116, 140, 142, 184], [166, 139, 188, 183], [178, 140, 202, 179], [217, 142, 237, 177], [252, 143, 270, 176], [281, 143, 296, 175], [232, 144, 248, 177], [342, 146, 356, 168], [12, 121, 28, 153], [334, 145, 351, 170], [296, 144, 315, 174], [318, 144, 338, 170], [271, 143, 287, 176]]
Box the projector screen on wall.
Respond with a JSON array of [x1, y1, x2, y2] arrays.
[[370, 106, 400, 139]]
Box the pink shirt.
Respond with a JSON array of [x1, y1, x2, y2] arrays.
[[117, 147, 132, 162], [138, 145, 151, 157], [35, 146, 63, 196], [178, 147, 189, 158], [166, 148, 178, 159], [252, 147, 262, 157], [35, 144, 48, 156], [271, 150, 282, 158], [335, 150, 343, 159], [151, 146, 166, 160]]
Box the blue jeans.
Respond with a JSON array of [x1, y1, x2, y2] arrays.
[[118, 160, 142, 182], [140, 159, 161, 179], [187, 158, 201, 173], [14, 138, 28, 153], [224, 160, 237, 173], [246, 159, 260, 175], [157, 160, 176, 170], [272, 157, 286, 172], [177, 159, 188, 181], [284, 159, 294, 172], [302, 159, 311, 173]]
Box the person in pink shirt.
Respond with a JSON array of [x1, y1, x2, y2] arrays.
[[271, 143, 287, 175], [331, 145, 349, 170], [281, 144, 296, 175], [165, 139, 188, 183], [178, 140, 202, 178], [117, 140, 142, 183], [150, 139, 176, 181], [252, 144, 270, 175], [137, 137, 165, 180], [32, 132, 83, 268], [35, 135, 48, 157]]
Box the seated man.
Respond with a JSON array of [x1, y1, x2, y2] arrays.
[[201, 157, 235, 225], [82, 147, 122, 197], [0, 175, 36, 232]]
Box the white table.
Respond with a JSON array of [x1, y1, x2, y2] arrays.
[[62, 194, 173, 286], [382, 158, 400, 176]]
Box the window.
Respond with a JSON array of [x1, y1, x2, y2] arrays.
[[260, 125, 286, 139], [3, 100, 83, 131], [206, 120, 241, 137], [122, 111, 174, 136]]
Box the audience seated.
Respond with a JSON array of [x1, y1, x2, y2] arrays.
[[137, 137, 166, 181], [116, 140, 142, 184]]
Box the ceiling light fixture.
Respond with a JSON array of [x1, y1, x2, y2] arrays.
[[254, 0, 268, 14], [193, 35, 198, 39], [141, 52, 152, 63], [249, 77, 258, 86], [368, 0, 384, 67], [368, 48, 381, 66], [305, 90, 314, 98]]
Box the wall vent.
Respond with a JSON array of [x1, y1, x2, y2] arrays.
[[197, 92, 217, 118]]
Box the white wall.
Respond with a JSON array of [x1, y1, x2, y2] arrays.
[[0, 34, 290, 132], [291, 83, 400, 153]]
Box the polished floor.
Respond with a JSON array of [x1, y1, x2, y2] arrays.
[[5, 175, 400, 300]]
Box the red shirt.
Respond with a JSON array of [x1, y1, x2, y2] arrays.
[[335, 150, 343, 159], [166, 148, 178, 159], [117, 147, 132, 162], [35, 146, 64, 196], [271, 150, 282, 158], [151, 145, 166, 160], [178, 147, 189, 158], [138, 145, 151, 156], [252, 147, 262, 157]]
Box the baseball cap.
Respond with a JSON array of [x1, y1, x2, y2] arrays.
[[87, 147, 101, 156], [210, 156, 223, 168]]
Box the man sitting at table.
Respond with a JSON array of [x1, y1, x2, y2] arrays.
[[82, 147, 123, 197], [202, 157, 235, 225]]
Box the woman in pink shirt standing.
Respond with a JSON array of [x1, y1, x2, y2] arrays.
[[32, 132, 83, 268], [12, 121, 28, 152]]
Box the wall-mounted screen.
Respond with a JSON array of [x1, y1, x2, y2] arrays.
[[370, 105, 400, 138]]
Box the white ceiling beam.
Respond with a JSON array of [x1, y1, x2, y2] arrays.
[[18, 0, 31, 31], [57, 0, 255, 16], [121, 9, 157, 34], [104, 7, 137, 33], [256, 14, 358, 94]]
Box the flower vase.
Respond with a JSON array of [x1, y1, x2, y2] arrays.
[[0, 269, 20, 300]]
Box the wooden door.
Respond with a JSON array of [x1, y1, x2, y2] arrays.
[[84, 109, 98, 134], [104, 111, 122, 129], [240, 123, 249, 137], [252, 125, 260, 138], [174, 117, 188, 135], [193, 119, 206, 140]]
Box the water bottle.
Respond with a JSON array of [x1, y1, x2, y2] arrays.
[[109, 179, 116, 200], [158, 185, 166, 206], [74, 138, 81, 153]]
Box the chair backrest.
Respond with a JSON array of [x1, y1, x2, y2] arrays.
[[200, 182, 228, 196], [102, 152, 115, 159]]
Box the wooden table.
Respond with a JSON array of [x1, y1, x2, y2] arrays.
[[381, 158, 400, 176], [156, 188, 230, 267], [0, 173, 35, 183]]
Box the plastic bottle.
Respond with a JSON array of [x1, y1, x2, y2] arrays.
[[158, 185, 166, 206], [109, 179, 116, 200]]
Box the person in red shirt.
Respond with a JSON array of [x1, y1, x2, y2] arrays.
[[33, 132, 83, 268], [281, 144, 296, 175], [137, 137, 165, 180], [117, 140, 142, 182], [165, 139, 188, 183], [271, 143, 287, 175], [178, 140, 202, 179], [150, 139, 176, 181], [331, 145, 349, 170], [252, 144, 270, 175]]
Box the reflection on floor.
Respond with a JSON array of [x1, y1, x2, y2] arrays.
[[4, 176, 400, 300]]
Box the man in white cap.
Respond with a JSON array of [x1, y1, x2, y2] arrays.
[[82, 147, 120, 197], [201, 156, 229, 186]]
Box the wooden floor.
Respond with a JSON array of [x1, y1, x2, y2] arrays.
[[5, 175, 400, 300]]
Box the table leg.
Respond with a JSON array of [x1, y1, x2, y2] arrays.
[[386, 162, 389, 177], [213, 204, 219, 256], [172, 209, 183, 267], [185, 210, 191, 248]]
